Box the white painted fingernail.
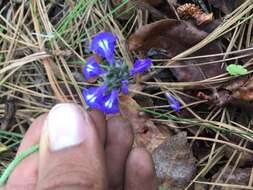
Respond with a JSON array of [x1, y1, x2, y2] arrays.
[[46, 103, 89, 151]]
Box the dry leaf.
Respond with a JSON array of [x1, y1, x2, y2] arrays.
[[119, 95, 167, 152], [152, 132, 196, 189], [128, 19, 207, 54], [128, 19, 225, 82]]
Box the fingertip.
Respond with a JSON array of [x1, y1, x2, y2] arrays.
[[106, 115, 133, 189], [107, 116, 133, 148], [37, 104, 107, 190], [127, 148, 155, 178], [125, 148, 158, 190]]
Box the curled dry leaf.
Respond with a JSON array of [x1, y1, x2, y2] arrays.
[[128, 19, 225, 83], [128, 19, 206, 54], [119, 95, 167, 152], [211, 166, 251, 190], [177, 3, 213, 25], [152, 132, 196, 189]]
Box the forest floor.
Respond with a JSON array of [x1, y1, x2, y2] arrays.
[[0, 0, 253, 189]]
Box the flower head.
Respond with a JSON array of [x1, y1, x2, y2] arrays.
[[165, 92, 181, 112], [83, 57, 105, 80], [100, 89, 119, 114], [83, 85, 107, 110], [130, 58, 152, 75], [83, 32, 153, 115], [90, 32, 117, 64]]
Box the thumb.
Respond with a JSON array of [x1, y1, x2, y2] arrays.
[[36, 103, 107, 190]]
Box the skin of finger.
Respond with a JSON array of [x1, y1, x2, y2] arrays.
[[6, 114, 47, 190], [37, 108, 107, 190], [105, 116, 133, 189], [125, 148, 158, 190], [89, 109, 106, 145]]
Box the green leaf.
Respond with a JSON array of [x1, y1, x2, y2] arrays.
[[226, 64, 248, 76], [159, 186, 166, 190]]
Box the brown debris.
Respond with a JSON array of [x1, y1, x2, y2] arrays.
[[177, 3, 213, 25], [119, 95, 167, 152], [152, 132, 196, 189], [128, 19, 225, 83], [128, 19, 207, 54]]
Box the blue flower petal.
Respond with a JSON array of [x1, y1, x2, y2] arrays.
[[83, 57, 106, 80], [130, 58, 152, 75], [100, 89, 119, 114], [165, 92, 181, 112], [83, 85, 107, 109], [90, 32, 117, 64], [121, 80, 129, 94]]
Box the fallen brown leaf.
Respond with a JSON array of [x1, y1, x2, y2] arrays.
[[152, 132, 197, 189], [128, 19, 225, 82], [119, 95, 167, 152], [128, 19, 207, 54]]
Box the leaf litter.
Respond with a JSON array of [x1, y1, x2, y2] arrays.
[[1, 0, 253, 189]]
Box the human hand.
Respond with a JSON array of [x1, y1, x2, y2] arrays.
[[4, 103, 157, 190]]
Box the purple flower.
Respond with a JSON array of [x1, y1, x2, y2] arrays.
[[90, 32, 117, 64], [83, 57, 105, 80], [121, 80, 129, 94], [100, 89, 119, 114], [165, 92, 181, 112], [83, 85, 107, 109], [130, 58, 152, 75], [82, 32, 154, 115]]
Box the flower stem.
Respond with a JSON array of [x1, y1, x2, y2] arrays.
[[0, 144, 39, 186]]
